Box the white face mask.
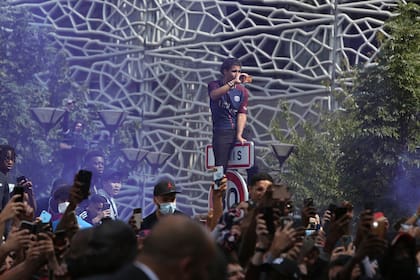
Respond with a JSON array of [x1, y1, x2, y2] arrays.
[[58, 202, 70, 214], [159, 202, 176, 215]]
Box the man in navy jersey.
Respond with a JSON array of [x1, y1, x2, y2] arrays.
[[208, 58, 256, 180]]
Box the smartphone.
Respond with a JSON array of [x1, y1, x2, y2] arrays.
[[16, 176, 28, 184], [371, 220, 386, 238], [328, 203, 337, 212], [334, 207, 348, 220], [305, 229, 317, 236], [76, 169, 92, 199], [19, 220, 34, 232], [259, 207, 275, 235], [213, 166, 224, 190], [103, 203, 111, 211], [40, 210, 52, 223], [13, 185, 25, 203], [133, 208, 142, 229]]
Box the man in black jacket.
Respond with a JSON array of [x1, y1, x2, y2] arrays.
[[140, 180, 183, 231]]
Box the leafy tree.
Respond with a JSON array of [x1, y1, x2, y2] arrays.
[[338, 2, 420, 214], [0, 3, 88, 189], [273, 3, 420, 215]]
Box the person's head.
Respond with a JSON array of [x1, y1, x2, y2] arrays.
[[84, 150, 105, 176], [0, 145, 16, 174], [227, 258, 245, 280], [220, 58, 242, 81], [260, 182, 293, 217], [67, 220, 137, 278], [140, 215, 216, 280], [73, 121, 83, 134], [86, 194, 107, 218], [248, 172, 273, 203], [102, 169, 123, 197], [153, 180, 180, 215], [53, 185, 72, 214], [65, 98, 75, 111]]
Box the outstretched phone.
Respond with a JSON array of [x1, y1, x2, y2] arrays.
[[213, 166, 224, 190], [13, 185, 25, 203], [76, 169, 92, 199], [259, 207, 275, 235]]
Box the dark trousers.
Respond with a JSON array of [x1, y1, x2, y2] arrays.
[[212, 128, 258, 184]]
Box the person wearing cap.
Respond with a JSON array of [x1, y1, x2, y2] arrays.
[[97, 169, 123, 220], [140, 180, 183, 231]]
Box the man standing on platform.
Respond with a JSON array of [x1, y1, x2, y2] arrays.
[[208, 57, 257, 182]]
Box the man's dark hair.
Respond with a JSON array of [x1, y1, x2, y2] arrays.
[[220, 57, 242, 74], [89, 194, 107, 204], [249, 172, 273, 187], [83, 150, 104, 165], [0, 145, 16, 161]]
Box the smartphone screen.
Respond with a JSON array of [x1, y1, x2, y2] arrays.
[[213, 166, 224, 190], [19, 220, 34, 232], [133, 208, 142, 229]]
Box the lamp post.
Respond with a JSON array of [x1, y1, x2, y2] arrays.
[[97, 110, 127, 143], [121, 148, 149, 170], [271, 143, 295, 169], [30, 107, 66, 135], [145, 151, 171, 174]]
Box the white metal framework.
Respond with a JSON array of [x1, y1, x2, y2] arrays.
[[10, 0, 403, 218]]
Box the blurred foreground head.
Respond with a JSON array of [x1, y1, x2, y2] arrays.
[[140, 215, 217, 280]]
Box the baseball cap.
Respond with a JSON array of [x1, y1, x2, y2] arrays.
[[153, 180, 180, 196]]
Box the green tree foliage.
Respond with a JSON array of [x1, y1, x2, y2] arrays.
[[272, 105, 349, 209], [273, 3, 420, 213], [338, 3, 420, 210], [0, 3, 87, 186]]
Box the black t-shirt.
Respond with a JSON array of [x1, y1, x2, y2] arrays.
[[140, 210, 185, 231]]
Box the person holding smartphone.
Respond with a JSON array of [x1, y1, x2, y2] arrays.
[[97, 169, 123, 220]]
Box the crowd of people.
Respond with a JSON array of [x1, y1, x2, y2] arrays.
[[0, 142, 419, 279], [0, 57, 418, 279]]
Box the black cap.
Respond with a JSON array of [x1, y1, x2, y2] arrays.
[[153, 180, 180, 196]]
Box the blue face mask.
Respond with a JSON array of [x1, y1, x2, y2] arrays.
[[159, 202, 176, 215]]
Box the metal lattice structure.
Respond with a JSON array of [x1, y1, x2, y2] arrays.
[[10, 0, 403, 219]]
